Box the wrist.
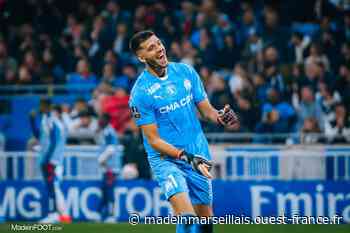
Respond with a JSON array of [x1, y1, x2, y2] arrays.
[[176, 149, 185, 159]]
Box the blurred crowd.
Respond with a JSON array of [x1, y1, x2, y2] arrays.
[[0, 0, 350, 145]]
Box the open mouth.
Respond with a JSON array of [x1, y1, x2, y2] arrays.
[[158, 53, 167, 65]]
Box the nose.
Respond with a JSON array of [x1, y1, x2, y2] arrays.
[[157, 46, 163, 53]]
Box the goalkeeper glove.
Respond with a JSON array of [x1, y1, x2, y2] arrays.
[[178, 150, 213, 175], [217, 104, 239, 126]]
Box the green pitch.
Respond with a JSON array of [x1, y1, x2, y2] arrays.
[[1, 223, 349, 233]]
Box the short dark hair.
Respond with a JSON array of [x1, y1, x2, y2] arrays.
[[129, 30, 155, 54]]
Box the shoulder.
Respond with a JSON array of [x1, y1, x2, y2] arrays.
[[130, 71, 147, 93], [170, 62, 198, 81], [129, 72, 150, 102], [129, 83, 155, 110], [170, 62, 193, 73]]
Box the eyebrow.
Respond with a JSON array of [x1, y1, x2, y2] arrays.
[[146, 39, 161, 50]]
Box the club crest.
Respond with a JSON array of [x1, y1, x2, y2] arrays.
[[184, 79, 192, 91]]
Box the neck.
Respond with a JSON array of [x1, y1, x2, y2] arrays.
[[146, 63, 166, 78]]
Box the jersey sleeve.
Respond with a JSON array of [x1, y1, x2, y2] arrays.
[[185, 64, 208, 104], [129, 88, 156, 126]]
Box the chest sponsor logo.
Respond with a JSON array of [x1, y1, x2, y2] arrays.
[[159, 94, 193, 114]]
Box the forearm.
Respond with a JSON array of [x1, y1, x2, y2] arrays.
[[201, 109, 220, 124], [148, 137, 182, 159], [197, 100, 220, 125]]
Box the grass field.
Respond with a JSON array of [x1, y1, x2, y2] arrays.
[[0, 223, 349, 233]]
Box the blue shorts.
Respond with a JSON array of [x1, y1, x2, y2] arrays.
[[150, 158, 212, 205]]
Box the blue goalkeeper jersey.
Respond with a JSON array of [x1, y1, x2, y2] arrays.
[[129, 62, 211, 162]]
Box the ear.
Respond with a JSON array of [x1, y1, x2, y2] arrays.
[[137, 56, 146, 63], [135, 50, 146, 63]]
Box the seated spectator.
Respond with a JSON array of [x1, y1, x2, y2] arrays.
[[101, 63, 124, 88], [117, 63, 138, 93], [228, 63, 250, 96], [298, 61, 321, 92], [67, 110, 98, 141], [252, 73, 269, 104], [62, 98, 90, 121], [0, 40, 17, 84], [40, 48, 65, 84], [22, 50, 41, 83], [17, 65, 34, 85], [67, 58, 97, 87], [113, 23, 130, 54], [233, 94, 260, 132], [299, 117, 322, 144], [255, 88, 296, 135], [217, 33, 240, 70], [237, 6, 259, 46], [241, 29, 263, 72], [305, 43, 330, 71]]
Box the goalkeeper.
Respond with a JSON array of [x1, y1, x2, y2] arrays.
[[129, 31, 239, 233]]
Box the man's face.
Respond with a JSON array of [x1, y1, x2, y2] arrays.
[[137, 35, 168, 69]]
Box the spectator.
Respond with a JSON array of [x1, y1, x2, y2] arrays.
[[228, 63, 251, 97], [300, 117, 322, 144], [100, 88, 131, 134], [237, 7, 259, 46], [67, 58, 97, 86], [242, 29, 263, 73], [293, 86, 323, 131], [305, 43, 330, 71], [336, 64, 350, 113], [104, 0, 130, 32], [217, 33, 240, 70], [1, 0, 350, 145], [40, 48, 65, 84], [261, 6, 289, 58], [288, 32, 311, 64], [0, 40, 17, 84], [299, 61, 321, 92], [113, 23, 130, 55], [325, 103, 350, 143], [67, 110, 98, 141], [256, 88, 296, 135], [263, 46, 286, 95], [100, 63, 114, 83], [17, 65, 34, 85], [316, 82, 342, 128]]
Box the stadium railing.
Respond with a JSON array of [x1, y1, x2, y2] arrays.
[[0, 145, 124, 180], [1, 145, 349, 181], [0, 84, 95, 96], [211, 144, 350, 180]]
